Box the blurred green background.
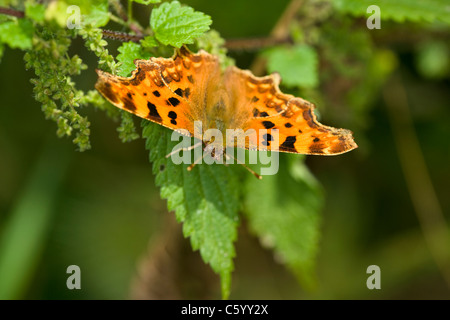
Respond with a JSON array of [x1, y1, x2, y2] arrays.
[[0, 0, 449, 299]]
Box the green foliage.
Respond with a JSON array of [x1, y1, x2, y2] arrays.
[[24, 26, 91, 151], [415, 41, 450, 79], [0, 18, 34, 50], [45, 0, 110, 27], [142, 123, 240, 299], [0, 141, 70, 299], [196, 30, 234, 68], [245, 156, 323, 289], [140, 35, 159, 48], [117, 41, 152, 76], [133, 0, 161, 4], [25, 2, 46, 23], [81, 1, 110, 27], [79, 25, 119, 74], [264, 44, 319, 88], [334, 0, 450, 24], [150, 1, 212, 48]]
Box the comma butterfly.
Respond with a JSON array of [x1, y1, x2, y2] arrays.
[[95, 47, 357, 170]]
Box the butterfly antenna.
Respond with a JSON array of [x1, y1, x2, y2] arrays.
[[166, 141, 202, 158], [225, 153, 262, 180]]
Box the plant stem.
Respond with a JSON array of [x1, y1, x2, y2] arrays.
[[102, 29, 143, 43], [128, 0, 133, 23], [110, 0, 129, 22], [225, 36, 292, 51], [0, 6, 24, 18]]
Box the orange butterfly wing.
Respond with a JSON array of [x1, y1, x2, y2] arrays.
[[95, 47, 219, 138], [225, 67, 357, 155]]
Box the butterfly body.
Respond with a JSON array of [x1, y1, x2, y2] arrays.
[[95, 47, 357, 156]]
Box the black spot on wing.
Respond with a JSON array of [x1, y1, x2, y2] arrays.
[[284, 122, 293, 128], [279, 136, 296, 151], [174, 88, 183, 97], [147, 102, 162, 122], [252, 108, 260, 117], [262, 121, 275, 129], [187, 75, 194, 84], [168, 110, 177, 125], [152, 90, 161, 97], [313, 137, 320, 142], [259, 112, 269, 117], [168, 97, 180, 107]]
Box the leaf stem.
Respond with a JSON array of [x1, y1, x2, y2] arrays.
[[0, 6, 25, 18], [102, 29, 143, 42]]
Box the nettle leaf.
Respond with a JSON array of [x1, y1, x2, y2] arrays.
[[0, 19, 34, 50], [142, 122, 240, 299], [264, 44, 319, 89], [140, 35, 159, 48], [117, 42, 152, 76], [25, 2, 46, 23], [244, 155, 323, 289], [82, 1, 110, 27], [151, 1, 212, 48], [133, 0, 161, 4], [334, 0, 450, 24]]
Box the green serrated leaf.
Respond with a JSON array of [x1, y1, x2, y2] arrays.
[[140, 35, 159, 48], [264, 44, 319, 89], [0, 19, 34, 50], [25, 2, 46, 23], [117, 41, 151, 76], [133, 0, 161, 4], [83, 1, 110, 27], [151, 1, 212, 48], [334, 0, 450, 24], [244, 155, 323, 289], [142, 122, 240, 299]]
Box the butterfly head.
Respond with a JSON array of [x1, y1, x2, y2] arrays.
[[203, 141, 224, 162]]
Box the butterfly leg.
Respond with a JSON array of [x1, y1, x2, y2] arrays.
[[165, 141, 202, 159], [224, 153, 262, 180]]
